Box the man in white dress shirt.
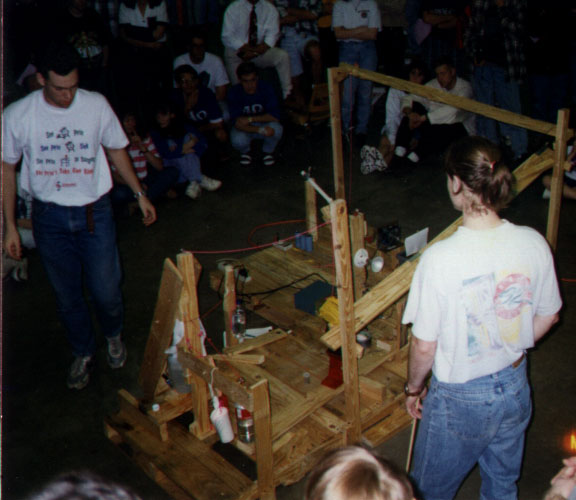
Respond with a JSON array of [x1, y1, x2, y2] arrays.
[[221, 0, 292, 99]]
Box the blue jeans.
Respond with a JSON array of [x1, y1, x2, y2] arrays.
[[33, 195, 123, 357], [339, 41, 377, 135], [411, 357, 532, 500], [473, 64, 528, 160], [230, 121, 283, 154]]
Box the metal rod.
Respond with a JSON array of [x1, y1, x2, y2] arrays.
[[301, 170, 333, 204]]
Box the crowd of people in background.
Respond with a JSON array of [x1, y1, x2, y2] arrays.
[[4, 0, 576, 183]]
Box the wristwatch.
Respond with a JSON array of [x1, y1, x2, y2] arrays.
[[404, 382, 424, 397], [134, 191, 145, 199]]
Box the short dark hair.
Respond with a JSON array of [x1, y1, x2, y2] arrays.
[[433, 56, 455, 70], [237, 62, 258, 80], [37, 42, 80, 78], [406, 58, 428, 80], [174, 64, 199, 81]]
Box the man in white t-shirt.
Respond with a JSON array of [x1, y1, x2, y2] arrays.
[[2, 43, 156, 390], [173, 31, 229, 102]]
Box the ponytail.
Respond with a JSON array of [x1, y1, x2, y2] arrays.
[[445, 136, 515, 213]]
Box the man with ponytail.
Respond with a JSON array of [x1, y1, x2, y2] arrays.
[[402, 136, 562, 499]]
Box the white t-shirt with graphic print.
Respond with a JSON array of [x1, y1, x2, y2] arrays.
[[2, 89, 128, 206], [402, 220, 562, 383]]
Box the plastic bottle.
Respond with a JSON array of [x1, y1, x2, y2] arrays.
[[232, 300, 246, 339], [235, 404, 254, 443]]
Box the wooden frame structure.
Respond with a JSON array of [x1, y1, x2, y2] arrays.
[[105, 65, 573, 500], [328, 64, 573, 249]]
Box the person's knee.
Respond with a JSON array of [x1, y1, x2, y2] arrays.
[[305, 41, 322, 63]]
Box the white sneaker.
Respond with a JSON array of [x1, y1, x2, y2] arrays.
[[394, 145, 407, 157], [407, 151, 420, 163], [199, 175, 222, 191], [185, 181, 201, 199]]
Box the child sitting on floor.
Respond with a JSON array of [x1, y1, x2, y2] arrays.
[[150, 103, 222, 199]]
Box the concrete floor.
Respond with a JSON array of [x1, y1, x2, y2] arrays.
[[2, 120, 575, 499]]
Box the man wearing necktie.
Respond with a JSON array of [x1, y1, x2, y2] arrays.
[[222, 0, 293, 99]]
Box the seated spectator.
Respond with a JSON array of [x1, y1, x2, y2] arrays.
[[150, 102, 222, 199], [360, 59, 427, 174], [171, 65, 229, 157], [110, 110, 179, 207], [221, 0, 293, 100], [542, 143, 576, 201], [116, 0, 171, 110], [51, 0, 111, 94], [228, 62, 284, 167], [276, 0, 324, 109], [393, 56, 475, 164], [173, 31, 230, 108], [305, 446, 415, 500]]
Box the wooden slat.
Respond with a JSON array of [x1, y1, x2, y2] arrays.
[[139, 259, 184, 401], [178, 350, 253, 411], [328, 67, 346, 199], [223, 329, 288, 355], [546, 109, 571, 249], [177, 253, 212, 438], [224, 265, 238, 347], [306, 180, 318, 241], [349, 211, 366, 300], [339, 64, 574, 139], [105, 412, 253, 500], [331, 200, 361, 443], [252, 380, 275, 500]]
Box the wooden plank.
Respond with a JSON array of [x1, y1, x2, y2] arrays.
[[106, 409, 254, 500], [331, 199, 361, 443], [223, 265, 238, 347], [321, 148, 557, 350], [339, 64, 574, 139], [252, 380, 275, 500], [349, 210, 366, 300], [306, 180, 318, 241], [178, 349, 253, 411], [223, 329, 288, 355], [328, 67, 346, 199], [177, 253, 212, 439], [359, 376, 387, 403], [211, 354, 266, 365], [139, 259, 184, 402], [546, 109, 571, 249]]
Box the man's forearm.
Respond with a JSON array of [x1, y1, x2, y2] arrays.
[[334, 27, 377, 40], [107, 148, 145, 195], [2, 162, 19, 231], [534, 313, 560, 342]]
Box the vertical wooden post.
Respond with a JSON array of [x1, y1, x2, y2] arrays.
[[306, 180, 318, 242], [139, 259, 183, 402], [330, 199, 361, 443], [252, 379, 275, 500], [546, 108, 570, 250], [328, 67, 345, 200], [349, 210, 366, 300], [223, 265, 238, 347], [177, 253, 211, 438]]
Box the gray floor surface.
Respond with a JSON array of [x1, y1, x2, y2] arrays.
[[2, 122, 575, 499]]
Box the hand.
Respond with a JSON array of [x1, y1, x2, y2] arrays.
[[259, 126, 275, 137], [405, 386, 428, 419], [409, 112, 426, 129], [545, 457, 576, 500], [3, 226, 22, 260], [137, 195, 157, 226], [236, 116, 251, 127]]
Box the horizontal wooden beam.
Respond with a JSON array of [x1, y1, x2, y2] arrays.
[[338, 63, 574, 139]]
